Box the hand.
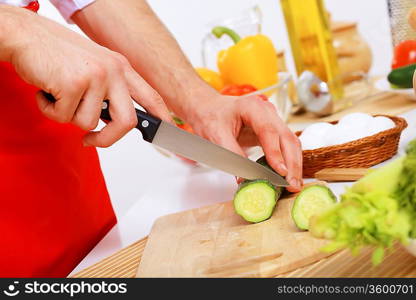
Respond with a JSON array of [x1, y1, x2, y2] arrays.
[[5, 8, 171, 147], [187, 94, 303, 192]]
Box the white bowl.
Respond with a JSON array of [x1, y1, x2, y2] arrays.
[[374, 77, 416, 100], [244, 72, 293, 122]]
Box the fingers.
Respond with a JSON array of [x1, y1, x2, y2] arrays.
[[83, 81, 137, 147], [71, 81, 106, 131], [36, 82, 85, 123], [36, 52, 170, 148], [239, 97, 302, 191], [36, 91, 55, 118], [280, 132, 303, 193], [125, 68, 172, 123], [240, 98, 288, 176], [258, 128, 288, 176]]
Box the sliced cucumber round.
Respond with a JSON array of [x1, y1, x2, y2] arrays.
[[233, 180, 278, 223], [292, 185, 337, 230]]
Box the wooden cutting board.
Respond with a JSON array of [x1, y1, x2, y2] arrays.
[[72, 238, 416, 278], [73, 237, 416, 278], [136, 182, 334, 277]]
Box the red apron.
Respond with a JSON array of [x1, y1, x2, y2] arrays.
[[0, 62, 116, 277]]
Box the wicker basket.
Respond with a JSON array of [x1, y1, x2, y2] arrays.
[[296, 115, 408, 178]]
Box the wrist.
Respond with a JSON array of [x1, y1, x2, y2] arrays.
[[0, 5, 34, 62]]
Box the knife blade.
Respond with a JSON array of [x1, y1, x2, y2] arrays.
[[151, 121, 288, 186], [42, 93, 288, 187], [102, 101, 288, 187]]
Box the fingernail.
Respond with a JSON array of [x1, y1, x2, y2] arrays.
[[289, 178, 301, 190]]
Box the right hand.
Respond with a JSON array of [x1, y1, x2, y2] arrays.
[[6, 7, 171, 147], [186, 93, 303, 192]]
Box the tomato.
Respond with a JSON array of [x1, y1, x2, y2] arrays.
[[239, 84, 258, 95], [24, 1, 39, 12], [220, 84, 268, 101], [220, 85, 245, 96], [221, 84, 257, 96], [392, 40, 416, 69]]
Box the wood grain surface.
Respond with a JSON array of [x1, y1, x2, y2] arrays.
[[135, 182, 334, 277], [314, 168, 369, 182], [72, 238, 416, 278]]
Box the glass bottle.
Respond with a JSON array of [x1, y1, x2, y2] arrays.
[[280, 0, 344, 102]]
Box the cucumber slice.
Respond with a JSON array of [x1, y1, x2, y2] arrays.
[[233, 156, 285, 223], [234, 180, 278, 223], [292, 185, 336, 230]]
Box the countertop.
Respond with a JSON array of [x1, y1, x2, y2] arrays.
[[69, 108, 416, 277]]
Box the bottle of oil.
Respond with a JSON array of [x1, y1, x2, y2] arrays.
[[281, 0, 344, 103]]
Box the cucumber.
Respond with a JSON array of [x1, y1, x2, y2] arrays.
[[255, 156, 284, 200], [387, 63, 416, 89], [233, 156, 284, 223], [291, 185, 336, 230], [234, 180, 279, 223]]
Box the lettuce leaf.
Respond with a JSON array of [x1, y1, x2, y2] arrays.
[[310, 139, 416, 265]]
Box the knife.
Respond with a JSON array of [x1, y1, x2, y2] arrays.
[[43, 93, 288, 187]]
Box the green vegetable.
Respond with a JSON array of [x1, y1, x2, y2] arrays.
[[234, 180, 279, 223], [292, 185, 337, 230], [233, 156, 284, 223], [395, 140, 416, 238], [351, 157, 405, 195], [390, 83, 403, 90], [310, 138, 416, 265], [387, 63, 416, 89]]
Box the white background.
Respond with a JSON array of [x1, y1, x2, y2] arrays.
[[38, 0, 394, 220]]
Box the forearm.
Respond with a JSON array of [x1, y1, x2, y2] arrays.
[[0, 5, 34, 62], [72, 0, 217, 120]]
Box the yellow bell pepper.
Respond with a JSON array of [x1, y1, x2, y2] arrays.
[[212, 26, 278, 90], [195, 68, 225, 91]]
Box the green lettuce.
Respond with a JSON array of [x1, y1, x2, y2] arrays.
[[310, 139, 416, 265]]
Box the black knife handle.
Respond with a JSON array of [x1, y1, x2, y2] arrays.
[[101, 100, 161, 142], [42, 92, 161, 143]]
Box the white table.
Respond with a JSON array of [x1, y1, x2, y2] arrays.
[[69, 109, 416, 276]]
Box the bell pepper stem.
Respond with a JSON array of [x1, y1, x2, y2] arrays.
[[212, 26, 241, 44]]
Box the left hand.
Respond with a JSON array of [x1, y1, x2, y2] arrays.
[[187, 94, 303, 192]]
